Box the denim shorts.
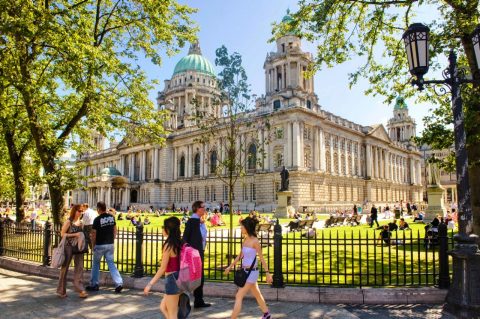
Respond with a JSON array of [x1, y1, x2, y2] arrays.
[[165, 272, 180, 295]]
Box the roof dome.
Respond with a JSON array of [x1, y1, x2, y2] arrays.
[[173, 42, 215, 77], [282, 9, 294, 23], [394, 96, 408, 110], [100, 167, 122, 176]]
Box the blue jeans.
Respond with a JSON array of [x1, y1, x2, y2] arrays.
[[90, 244, 123, 287]]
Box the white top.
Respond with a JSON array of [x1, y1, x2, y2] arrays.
[[82, 208, 97, 226]]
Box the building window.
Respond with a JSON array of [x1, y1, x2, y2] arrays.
[[247, 144, 257, 170], [211, 185, 216, 201], [243, 184, 248, 201], [194, 153, 200, 176], [326, 151, 331, 172], [205, 186, 210, 202], [189, 187, 192, 202], [303, 127, 312, 140], [179, 155, 185, 177], [275, 152, 284, 168], [307, 100, 312, 109], [210, 151, 217, 174], [275, 127, 284, 139], [273, 100, 281, 111], [224, 185, 228, 201], [304, 147, 312, 168], [250, 183, 256, 201]]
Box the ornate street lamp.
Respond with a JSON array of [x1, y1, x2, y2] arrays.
[[403, 23, 480, 318]]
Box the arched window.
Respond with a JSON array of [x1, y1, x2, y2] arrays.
[[179, 156, 185, 177], [273, 100, 281, 111], [194, 153, 201, 176], [210, 151, 217, 174], [247, 144, 257, 170]]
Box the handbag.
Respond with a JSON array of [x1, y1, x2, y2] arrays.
[[51, 236, 67, 268], [233, 256, 256, 288]]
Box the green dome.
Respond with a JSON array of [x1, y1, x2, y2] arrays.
[[394, 96, 408, 110], [173, 54, 216, 77], [282, 9, 294, 23], [100, 167, 122, 176]]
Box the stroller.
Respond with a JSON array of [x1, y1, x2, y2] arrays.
[[424, 224, 439, 249]]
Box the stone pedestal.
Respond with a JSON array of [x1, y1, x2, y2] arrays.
[[274, 191, 294, 218], [424, 185, 446, 223], [444, 235, 480, 319]]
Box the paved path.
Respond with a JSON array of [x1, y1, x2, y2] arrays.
[[0, 268, 455, 319]]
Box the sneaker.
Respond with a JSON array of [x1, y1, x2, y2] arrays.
[[85, 284, 99, 291], [115, 285, 123, 293], [262, 311, 271, 319]]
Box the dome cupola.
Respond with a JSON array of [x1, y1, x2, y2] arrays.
[[172, 42, 216, 77]]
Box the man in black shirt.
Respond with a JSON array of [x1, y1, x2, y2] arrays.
[[370, 204, 379, 228], [183, 201, 210, 308], [86, 201, 123, 293]]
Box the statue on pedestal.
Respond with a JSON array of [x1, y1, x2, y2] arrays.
[[280, 166, 289, 191], [427, 161, 441, 187]]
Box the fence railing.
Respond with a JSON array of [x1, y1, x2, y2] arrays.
[[0, 219, 454, 287]]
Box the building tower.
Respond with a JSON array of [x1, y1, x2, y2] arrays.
[[157, 41, 221, 130], [258, 10, 319, 112], [387, 96, 416, 146]]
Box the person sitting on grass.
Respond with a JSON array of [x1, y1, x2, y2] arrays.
[[143, 216, 151, 225], [210, 212, 220, 227], [413, 211, 424, 222], [388, 219, 398, 232], [126, 211, 133, 220], [399, 218, 410, 230], [117, 212, 124, 220], [377, 225, 391, 246]]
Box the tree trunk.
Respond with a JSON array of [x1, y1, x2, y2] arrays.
[[4, 131, 26, 222], [45, 168, 65, 226]]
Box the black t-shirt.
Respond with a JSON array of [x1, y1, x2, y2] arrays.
[[93, 213, 116, 245]]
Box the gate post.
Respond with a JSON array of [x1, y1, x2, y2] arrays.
[[133, 223, 144, 278], [43, 221, 52, 266], [438, 222, 450, 288], [272, 219, 284, 288]]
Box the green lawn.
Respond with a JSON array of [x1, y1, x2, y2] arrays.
[[3, 213, 454, 287]]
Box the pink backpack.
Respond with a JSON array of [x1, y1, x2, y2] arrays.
[[176, 244, 203, 293]]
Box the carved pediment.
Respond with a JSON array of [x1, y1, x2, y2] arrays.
[[367, 125, 391, 143]]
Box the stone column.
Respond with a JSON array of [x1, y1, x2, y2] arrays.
[[293, 121, 302, 168], [337, 139, 342, 175], [286, 61, 291, 88], [357, 143, 361, 177], [286, 122, 292, 167], [410, 159, 415, 184], [153, 148, 159, 180], [320, 129, 326, 171], [313, 127, 318, 171], [351, 145, 355, 176], [330, 135, 334, 174], [366, 144, 372, 178], [130, 154, 135, 180], [374, 147, 379, 179]]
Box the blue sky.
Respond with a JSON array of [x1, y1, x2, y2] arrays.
[[140, 0, 436, 134]]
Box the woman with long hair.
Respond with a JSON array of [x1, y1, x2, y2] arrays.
[[224, 217, 273, 319], [144, 217, 183, 319], [57, 204, 88, 298]]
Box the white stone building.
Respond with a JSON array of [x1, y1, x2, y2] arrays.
[[73, 14, 423, 212]]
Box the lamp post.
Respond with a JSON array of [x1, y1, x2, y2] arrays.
[[402, 23, 480, 318]]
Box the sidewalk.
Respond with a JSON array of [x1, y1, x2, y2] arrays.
[[0, 268, 455, 319]]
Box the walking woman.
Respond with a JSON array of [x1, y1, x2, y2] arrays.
[[224, 217, 273, 319], [144, 217, 183, 319], [57, 204, 88, 298]]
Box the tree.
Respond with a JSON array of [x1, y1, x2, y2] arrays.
[[194, 45, 270, 260], [1, 0, 197, 224], [275, 0, 480, 235]]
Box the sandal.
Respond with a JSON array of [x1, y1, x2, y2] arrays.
[[56, 292, 67, 298], [78, 291, 88, 298]]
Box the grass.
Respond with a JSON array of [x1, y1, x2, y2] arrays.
[[3, 213, 454, 287]]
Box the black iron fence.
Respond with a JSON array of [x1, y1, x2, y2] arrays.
[[0, 220, 454, 287]]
